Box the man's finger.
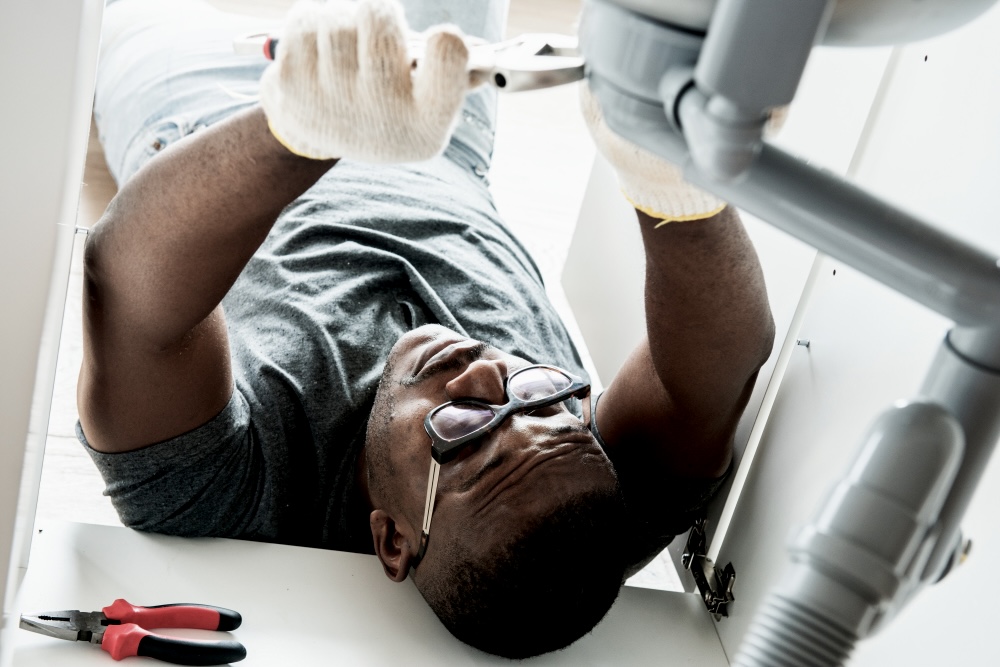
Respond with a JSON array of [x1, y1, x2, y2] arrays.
[[357, 0, 410, 89], [413, 27, 470, 127], [314, 1, 360, 86]]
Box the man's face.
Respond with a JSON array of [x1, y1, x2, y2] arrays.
[[367, 323, 618, 570]]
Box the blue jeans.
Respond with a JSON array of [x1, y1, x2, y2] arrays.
[[95, 0, 509, 185]]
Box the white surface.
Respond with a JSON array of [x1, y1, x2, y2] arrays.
[[0, 0, 104, 639], [714, 4, 1000, 665], [6, 522, 730, 666]]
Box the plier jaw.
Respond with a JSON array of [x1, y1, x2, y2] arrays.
[[19, 609, 110, 644]]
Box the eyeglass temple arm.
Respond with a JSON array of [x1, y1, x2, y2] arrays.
[[422, 460, 440, 535], [415, 459, 441, 565]]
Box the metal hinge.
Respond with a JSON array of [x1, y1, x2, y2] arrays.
[[682, 517, 736, 620]]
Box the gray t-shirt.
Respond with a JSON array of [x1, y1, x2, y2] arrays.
[[79, 155, 586, 554]]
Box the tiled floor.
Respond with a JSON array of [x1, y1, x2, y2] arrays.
[[36, 0, 681, 591]]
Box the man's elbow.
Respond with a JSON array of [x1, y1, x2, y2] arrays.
[[754, 309, 777, 372], [81, 210, 119, 307]]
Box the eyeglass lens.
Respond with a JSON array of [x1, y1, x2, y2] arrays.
[[507, 366, 571, 400], [430, 403, 495, 441], [429, 367, 573, 442]]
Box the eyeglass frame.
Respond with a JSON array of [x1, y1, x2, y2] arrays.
[[412, 364, 591, 568]]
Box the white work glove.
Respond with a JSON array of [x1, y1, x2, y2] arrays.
[[259, 0, 472, 163], [580, 84, 726, 225]]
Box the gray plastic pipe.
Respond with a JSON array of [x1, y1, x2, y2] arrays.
[[733, 401, 963, 666]]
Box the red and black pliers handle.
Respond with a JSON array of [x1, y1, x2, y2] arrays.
[[20, 598, 246, 665]]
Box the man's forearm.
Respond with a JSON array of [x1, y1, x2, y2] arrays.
[[85, 106, 336, 349], [640, 207, 774, 434], [596, 206, 773, 479]]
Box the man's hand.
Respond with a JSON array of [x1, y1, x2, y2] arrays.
[[259, 0, 472, 163], [580, 84, 726, 224]]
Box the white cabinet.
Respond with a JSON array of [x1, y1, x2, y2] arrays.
[[567, 3, 1000, 665], [714, 4, 1000, 665], [0, 0, 104, 645]]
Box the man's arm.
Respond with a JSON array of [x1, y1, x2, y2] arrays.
[[79, 107, 336, 453], [80, 3, 473, 454], [578, 85, 773, 481], [596, 206, 774, 479]]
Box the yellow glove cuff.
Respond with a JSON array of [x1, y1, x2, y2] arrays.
[[624, 193, 727, 228], [267, 117, 330, 161]]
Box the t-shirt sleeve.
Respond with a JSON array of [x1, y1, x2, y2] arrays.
[[78, 390, 275, 539]]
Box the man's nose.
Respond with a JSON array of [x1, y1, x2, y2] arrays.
[[445, 358, 508, 405]]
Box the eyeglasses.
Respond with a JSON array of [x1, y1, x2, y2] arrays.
[[413, 364, 591, 567]]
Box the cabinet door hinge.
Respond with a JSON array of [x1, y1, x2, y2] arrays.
[[682, 517, 736, 620]]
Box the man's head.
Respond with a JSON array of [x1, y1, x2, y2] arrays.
[[364, 324, 627, 658]]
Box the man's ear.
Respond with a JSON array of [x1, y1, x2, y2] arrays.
[[370, 509, 414, 582]]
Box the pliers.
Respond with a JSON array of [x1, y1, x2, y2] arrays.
[[233, 31, 585, 92], [20, 599, 246, 665]]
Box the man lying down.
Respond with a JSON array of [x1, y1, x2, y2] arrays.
[[79, 0, 774, 658]]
